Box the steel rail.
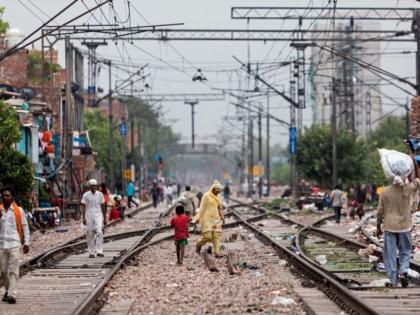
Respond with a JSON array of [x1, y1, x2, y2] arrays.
[[230, 207, 381, 315], [17, 202, 153, 277], [360, 211, 420, 272], [73, 202, 266, 315]]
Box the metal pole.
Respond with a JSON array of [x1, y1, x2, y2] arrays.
[[121, 103, 127, 193], [332, 77, 338, 187], [266, 93, 270, 196], [406, 96, 410, 138], [137, 119, 142, 189], [107, 61, 115, 192], [65, 36, 73, 204], [191, 103, 196, 149], [248, 117, 254, 198], [416, 10, 420, 96], [258, 104, 263, 198]]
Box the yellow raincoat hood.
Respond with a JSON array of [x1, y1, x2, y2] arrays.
[[193, 181, 223, 232]]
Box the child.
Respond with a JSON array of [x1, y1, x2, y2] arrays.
[[170, 205, 191, 265], [113, 196, 125, 219]]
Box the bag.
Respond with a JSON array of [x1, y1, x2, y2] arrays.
[[378, 148, 413, 180]]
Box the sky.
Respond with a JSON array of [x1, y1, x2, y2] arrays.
[[1, 0, 419, 150]]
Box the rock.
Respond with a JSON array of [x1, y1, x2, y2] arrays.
[[278, 260, 287, 267]]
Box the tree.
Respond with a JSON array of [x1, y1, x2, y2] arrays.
[[0, 148, 34, 210], [0, 101, 21, 150], [366, 116, 407, 186], [0, 101, 33, 208], [0, 7, 9, 35], [296, 124, 367, 188], [83, 109, 122, 184]]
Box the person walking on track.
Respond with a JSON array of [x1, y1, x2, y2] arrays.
[[377, 153, 420, 288], [0, 186, 30, 304], [126, 180, 138, 209], [81, 179, 106, 258], [194, 180, 225, 258], [330, 184, 345, 223]]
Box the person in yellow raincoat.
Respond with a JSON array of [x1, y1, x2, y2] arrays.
[[193, 181, 225, 257]]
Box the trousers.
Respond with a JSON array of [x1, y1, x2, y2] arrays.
[[197, 231, 221, 254], [383, 231, 411, 285], [0, 247, 20, 296], [333, 206, 342, 223], [86, 215, 104, 255], [128, 196, 138, 208]]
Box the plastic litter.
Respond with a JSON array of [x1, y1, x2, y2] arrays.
[[278, 260, 287, 267], [165, 283, 179, 288], [375, 262, 386, 272], [378, 148, 413, 181], [408, 268, 420, 279], [315, 255, 328, 265], [239, 262, 259, 270], [271, 296, 296, 306], [368, 278, 389, 287]]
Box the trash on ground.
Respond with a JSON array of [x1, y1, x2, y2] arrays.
[[271, 296, 296, 306], [315, 255, 328, 265]]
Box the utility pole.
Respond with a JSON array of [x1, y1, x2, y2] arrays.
[[82, 41, 107, 106], [266, 92, 270, 197], [332, 78, 338, 187], [248, 117, 254, 198], [289, 59, 297, 196], [64, 36, 73, 204], [121, 103, 127, 193], [137, 119, 142, 189], [416, 10, 420, 96], [106, 60, 115, 192], [258, 104, 263, 199], [184, 100, 198, 149]]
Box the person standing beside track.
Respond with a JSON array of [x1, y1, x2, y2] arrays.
[[376, 153, 420, 288], [0, 186, 30, 304], [194, 181, 225, 258], [81, 179, 106, 258], [126, 180, 139, 209]]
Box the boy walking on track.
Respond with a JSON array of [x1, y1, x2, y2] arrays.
[[171, 205, 191, 265]]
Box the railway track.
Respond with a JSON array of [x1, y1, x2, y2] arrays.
[[2, 201, 267, 315], [17, 202, 155, 278], [10, 199, 420, 315], [232, 201, 420, 315]]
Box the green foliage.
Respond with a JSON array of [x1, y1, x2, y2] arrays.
[[84, 110, 122, 184], [0, 7, 9, 35], [295, 117, 408, 188], [296, 124, 367, 188], [365, 116, 408, 186], [0, 148, 34, 209], [27, 51, 61, 83], [0, 101, 21, 150], [271, 163, 290, 185]]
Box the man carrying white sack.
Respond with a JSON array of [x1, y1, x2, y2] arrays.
[[376, 149, 420, 287], [81, 179, 107, 258]]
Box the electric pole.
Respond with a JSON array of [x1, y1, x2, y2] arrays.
[[248, 117, 254, 198], [258, 104, 263, 199], [64, 36, 73, 205], [332, 78, 338, 187], [106, 60, 115, 192], [184, 100, 198, 149], [266, 92, 270, 197]]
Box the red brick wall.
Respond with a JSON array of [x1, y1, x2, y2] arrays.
[[0, 50, 28, 88]]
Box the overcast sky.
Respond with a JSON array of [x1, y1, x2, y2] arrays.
[[1, 0, 419, 149]]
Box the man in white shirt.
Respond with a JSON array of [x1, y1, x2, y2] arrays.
[[164, 184, 173, 206], [81, 179, 106, 258], [0, 186, 30, 304]]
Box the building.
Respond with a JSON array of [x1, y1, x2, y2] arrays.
[[309, 22, 383, 136]]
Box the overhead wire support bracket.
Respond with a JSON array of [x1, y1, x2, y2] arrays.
[[232, 55, 300, 109]]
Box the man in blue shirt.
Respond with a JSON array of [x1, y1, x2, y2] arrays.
[[126, 181, 139, 208]]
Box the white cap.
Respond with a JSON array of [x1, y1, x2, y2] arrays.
[[88, 179, 97, 186]]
